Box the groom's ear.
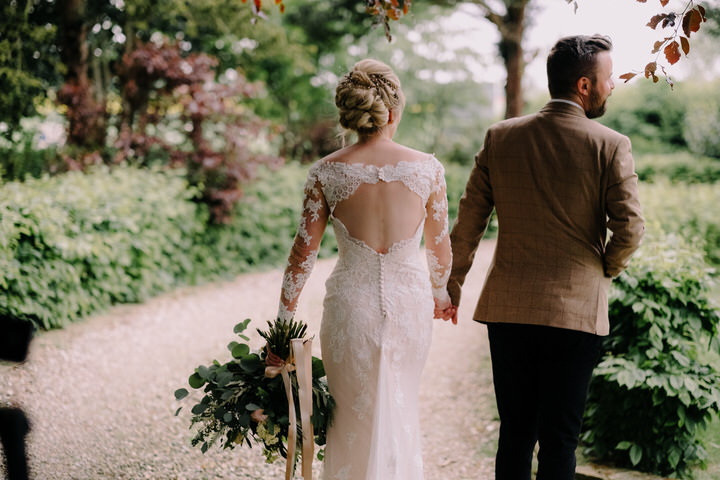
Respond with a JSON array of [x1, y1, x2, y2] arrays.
[[577, 76, 592, 98]]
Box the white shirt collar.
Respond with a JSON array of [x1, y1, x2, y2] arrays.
[[549, 98, 584, 112]]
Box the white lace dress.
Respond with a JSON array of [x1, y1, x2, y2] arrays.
[[277, 155, 452, 480]]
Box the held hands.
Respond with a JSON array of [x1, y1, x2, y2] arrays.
[[433, 296, 458, 325]]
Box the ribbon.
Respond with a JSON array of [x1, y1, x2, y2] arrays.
[[265, 361, 297, 480], [264, 339, 314, 479], [292, 338, 314, 480]]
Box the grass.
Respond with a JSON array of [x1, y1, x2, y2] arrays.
[[693, 414, 720, 480]]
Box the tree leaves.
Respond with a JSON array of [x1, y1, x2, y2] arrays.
[[680, 36, 690, 55], [664, 41, 681, 65], [682, 6, 706, 37], [647, 12, 676, 30], [644, 61, 659, 83], [617, 2, 709, 86], [619, 72, 638, 83]]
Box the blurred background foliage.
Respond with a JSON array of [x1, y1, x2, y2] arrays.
[[1, 0, 720, 476]]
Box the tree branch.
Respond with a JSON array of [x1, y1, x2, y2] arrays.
[[469, 0, 504, 27]]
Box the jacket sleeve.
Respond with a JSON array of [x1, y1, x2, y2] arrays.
[[447, 130, 496, 306], [277, 167, 329, 322], [603, 136, 644, 277]]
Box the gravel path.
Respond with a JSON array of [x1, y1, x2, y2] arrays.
[[1, 240, 498, 480]]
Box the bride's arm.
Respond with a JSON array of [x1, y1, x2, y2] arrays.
[[424, 159, 453, 311], [277, 168, 330, 323]]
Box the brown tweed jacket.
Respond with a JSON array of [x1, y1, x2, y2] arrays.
[[448, 101, 644, 335]]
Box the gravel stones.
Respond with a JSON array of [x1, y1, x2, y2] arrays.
[[1, 242, 497, 480]]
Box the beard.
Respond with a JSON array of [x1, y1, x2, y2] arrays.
[[586, 87, 608, 119]]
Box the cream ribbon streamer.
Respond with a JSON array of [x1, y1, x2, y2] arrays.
[[292, 338, 314, 480], [265, 361, 297, 480], [265, 339, 314, 480]]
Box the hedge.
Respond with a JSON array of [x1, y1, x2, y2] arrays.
[[1, 166, 205, 329], [0, 163, 331, 330], [635, 152, 720, 185]]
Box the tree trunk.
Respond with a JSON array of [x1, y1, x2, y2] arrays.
[[498, 1, 527, 119], [57, 0, 106, 148]]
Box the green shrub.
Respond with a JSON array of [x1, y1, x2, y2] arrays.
[[582, 230, 720, 478], [0, 166, 205, 329], [635, 152, 720, 184], [0, 136, 62, 181], [444, 161, 497, 237], [0, 163, 336, 330], [640, 181, 720, 267], [601, 81, 687, 153], [683, 81, 720, 159], [0, 160, 483, 330], [188, 162, 337, 284]]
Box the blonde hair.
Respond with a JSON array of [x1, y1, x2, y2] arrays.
[[335, 59, 406, 135]]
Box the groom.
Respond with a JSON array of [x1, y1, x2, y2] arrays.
[[446, 35, 644, 479]]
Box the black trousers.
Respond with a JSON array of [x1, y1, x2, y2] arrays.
[[487, 322, 602, 480]]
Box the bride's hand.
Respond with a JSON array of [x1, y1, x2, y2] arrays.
[[265, 345, 285, 367], [435, 305, 458, 324], [433, 296, 458, 324]]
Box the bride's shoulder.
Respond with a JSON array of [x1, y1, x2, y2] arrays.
[[391, 144, 441, 166], [310, 147, 354, 170]]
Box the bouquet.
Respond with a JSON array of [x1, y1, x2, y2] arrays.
[[174, 318, 334, 477]]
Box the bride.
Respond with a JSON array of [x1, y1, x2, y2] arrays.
[[274, 58, 454, 480]]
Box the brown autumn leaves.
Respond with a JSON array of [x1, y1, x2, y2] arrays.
[[620, 0, 709, 87]]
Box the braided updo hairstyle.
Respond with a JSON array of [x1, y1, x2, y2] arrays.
[[335, 59, 406, 135]]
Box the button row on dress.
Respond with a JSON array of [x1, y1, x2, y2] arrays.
[[379, 257, 387, 317]]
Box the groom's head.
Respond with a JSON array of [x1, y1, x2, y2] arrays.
[[547, 35, 614, 118]]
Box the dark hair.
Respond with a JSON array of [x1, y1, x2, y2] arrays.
[[546, 35, 613, 98]]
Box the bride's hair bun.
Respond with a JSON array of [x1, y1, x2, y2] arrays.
[[335, 59, 405, 134]]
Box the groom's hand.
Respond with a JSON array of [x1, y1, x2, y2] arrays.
[[449, 305, 458, 325], [433, 304, 458, 324]]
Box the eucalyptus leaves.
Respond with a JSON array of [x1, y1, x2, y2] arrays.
[[174, 318, 334, 462]]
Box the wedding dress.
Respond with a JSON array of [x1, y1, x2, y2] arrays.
[[278, 153, 452, 480]]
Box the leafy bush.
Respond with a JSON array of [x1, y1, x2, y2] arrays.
[[444, 161, 497, 237], [0, 166, 205, 329], [582, 230, 720, 478], [600, 81, 687, 153], [0, 128, 63, 181], [188, 162, 337, 284], [635, 152, 720, 184], [1, 159, 479, 330], [682, 81, 720, 159], [0, 163, 335, 330], [640, 181, 720, 267]]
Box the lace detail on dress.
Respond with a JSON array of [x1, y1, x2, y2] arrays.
[[426, 249, 451, 291], [307, 155, 443, 211], [423, 158, 452, 305], [277, 176, 329, 321]]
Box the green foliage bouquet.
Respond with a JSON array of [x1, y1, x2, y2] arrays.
[[174, 318, 334, 465]]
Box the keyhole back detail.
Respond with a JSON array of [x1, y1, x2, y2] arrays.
[[332, 181, 425, 254]]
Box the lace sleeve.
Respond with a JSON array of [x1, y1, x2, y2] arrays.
[[424, 158, 452, 307], [277, 167, 330, 322]]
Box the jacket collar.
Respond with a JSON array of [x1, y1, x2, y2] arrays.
[[539, 100, 588, 119]]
